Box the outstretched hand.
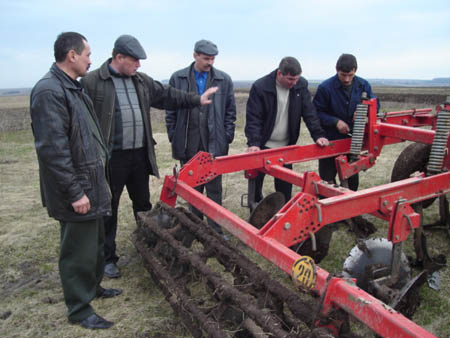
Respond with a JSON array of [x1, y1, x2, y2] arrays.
[[200, 86, 219, 105]]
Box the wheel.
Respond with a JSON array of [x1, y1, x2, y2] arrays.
[[391, 142, 435, 208]]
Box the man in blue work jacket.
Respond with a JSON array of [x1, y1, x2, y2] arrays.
[[313, 53, 377, 191]]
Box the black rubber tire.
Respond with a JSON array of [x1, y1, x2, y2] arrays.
[[391, 142, 435, 208]]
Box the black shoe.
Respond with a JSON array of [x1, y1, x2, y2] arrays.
[[70, 313, 113, 329], [97, 287, 123, 299], [104, 263, 121, 278]]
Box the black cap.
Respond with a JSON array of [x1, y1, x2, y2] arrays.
[[114, 35, 147, 60], [194, 39, 218, 56]]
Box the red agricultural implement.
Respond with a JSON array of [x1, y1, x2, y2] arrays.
[[134, 96, 449, 337]]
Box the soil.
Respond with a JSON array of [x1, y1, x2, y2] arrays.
[[373, 93, 447, 104], [1, 89, 448, 132], [133, 205, 334, 337]]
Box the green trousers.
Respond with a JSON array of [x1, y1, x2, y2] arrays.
[[59, 218, 105, 321]]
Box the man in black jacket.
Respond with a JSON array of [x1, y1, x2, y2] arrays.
[[165, 40, 236, 237], [30, 32, 121, 330], [82, 35, 217, 278], [245, 57, 328, 204]]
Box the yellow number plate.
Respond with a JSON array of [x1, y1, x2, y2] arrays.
[[292, 256, 316, 290]]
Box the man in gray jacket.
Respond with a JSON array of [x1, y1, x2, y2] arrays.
[[165, 39, 236, 237], [82, 35, 217, 278]]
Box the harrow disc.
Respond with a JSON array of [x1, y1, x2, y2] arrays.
[[343, 238, 410, 291], [248, 192, 285, 229], [342, 238, 423, 318]]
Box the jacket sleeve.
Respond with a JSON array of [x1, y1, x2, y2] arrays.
[[313, 85, 340, 128], [245, 85, 264, 147], [31, 89, 84, 203], [79, 77, 98, 119], [149, 76, 201, 110], [224, 78, 237, 143], [300, 87, 326, 141], [164, 75, 178, 143]]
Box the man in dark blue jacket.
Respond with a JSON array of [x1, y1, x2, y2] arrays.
[[245, 57, 329, 204], [313, 54, 377, 191]]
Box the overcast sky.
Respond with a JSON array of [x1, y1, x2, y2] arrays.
[[1, 0, 449, 88]]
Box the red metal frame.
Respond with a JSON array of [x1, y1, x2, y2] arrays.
[[159, 98, 450, 337]]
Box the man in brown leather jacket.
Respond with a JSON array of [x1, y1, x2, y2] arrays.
[[82, 35, 217, 278]]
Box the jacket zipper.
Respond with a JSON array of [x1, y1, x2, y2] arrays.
[[184, 74, 192, 154]]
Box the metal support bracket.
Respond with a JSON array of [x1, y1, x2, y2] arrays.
[[388, 199, 421, 243], [261, 192, 322, 247], [336, 154, 377, 181]]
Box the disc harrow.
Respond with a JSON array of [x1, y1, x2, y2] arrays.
[[133, 203, 361, 338], [134, 95, 450, 337]]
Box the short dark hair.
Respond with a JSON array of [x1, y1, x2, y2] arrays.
[[279, 57, 302, 76], [54, 32, 87, 62], [336, 54, 357, 72]]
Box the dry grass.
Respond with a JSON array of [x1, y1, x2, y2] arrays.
[[0, 93, 449, 338], [0, 96, 29, 110], [0, 96, 30, 132]]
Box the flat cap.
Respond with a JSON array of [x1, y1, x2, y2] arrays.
[[114, 34, 147, 60], [194, 39, 218, 56]]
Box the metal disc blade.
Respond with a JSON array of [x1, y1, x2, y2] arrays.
[[248, 192, 285, 229]]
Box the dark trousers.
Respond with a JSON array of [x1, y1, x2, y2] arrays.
[[59, 218, 104, 321], [181, 160, 223, 234], [254, 163, 293, 204], [104, 148, 152, 263], [318, 156, 359, 191]]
